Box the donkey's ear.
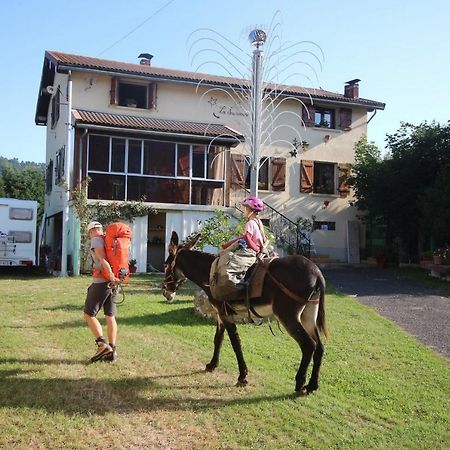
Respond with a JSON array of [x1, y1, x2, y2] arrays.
[[184, 233, 201, 250], [170, 231, 179, 246]]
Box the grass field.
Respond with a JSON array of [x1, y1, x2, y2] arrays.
[[0, 271, 449, 449]]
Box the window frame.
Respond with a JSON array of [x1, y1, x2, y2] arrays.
[[300, 159, 341, 195], [313, 161, 336, 195], [313, 221, 336, 231], [314, 107, 336, 129], [243, 158, 271, 191], [111, 78, 157, 110], [55, 146, 65, 185], [86, 134, 225, 205], [9, 208, 34, 220]]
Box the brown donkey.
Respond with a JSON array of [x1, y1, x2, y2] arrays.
[[162, 232, 328, 396]]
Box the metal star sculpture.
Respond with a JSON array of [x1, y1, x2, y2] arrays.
[[290, 138, 301, 157]]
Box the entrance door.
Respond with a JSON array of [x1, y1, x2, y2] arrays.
[[347, 220, 360, 264], [147, 213, 166, 271]]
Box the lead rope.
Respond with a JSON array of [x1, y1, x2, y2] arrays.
[[110, 282, 126, 304]]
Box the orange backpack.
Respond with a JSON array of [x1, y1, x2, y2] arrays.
[[102, 222, 133, 281]]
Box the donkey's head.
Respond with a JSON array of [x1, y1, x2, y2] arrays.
[[162, 231, 201, 302]]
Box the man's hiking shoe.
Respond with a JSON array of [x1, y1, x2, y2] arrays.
[[101, 346, 117, 363], [90, 341, 113, 363]]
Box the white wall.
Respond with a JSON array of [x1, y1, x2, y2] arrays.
[[130, 215, 148, 273], [165, 209, 223, 257], [50, 70, 375, 263]]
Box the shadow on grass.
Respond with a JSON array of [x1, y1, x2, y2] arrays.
[[0, 267, 54, 280], [0, 357, 85, 366], [42, 307, 212, 330], [120, 307, 211, 327], [41, 304, 83, 312], [0, 366, 296, 416]]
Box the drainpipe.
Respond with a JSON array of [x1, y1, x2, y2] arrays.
[[367, 109, 377, 124], [60, 70, 72, 276], [73, 128, 88, 276]]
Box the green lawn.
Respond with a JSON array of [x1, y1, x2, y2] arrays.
[[0, 272, 449, 449]]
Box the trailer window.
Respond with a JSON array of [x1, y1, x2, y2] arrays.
[[9, 231, 32, 243], [9, 208, 34, 220]]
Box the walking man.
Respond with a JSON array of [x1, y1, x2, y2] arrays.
[[83, 221, 119, 363]]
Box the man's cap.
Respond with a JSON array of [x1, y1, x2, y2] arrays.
[[87, 221, 103, 232]]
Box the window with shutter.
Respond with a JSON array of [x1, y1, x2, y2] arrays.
[[339, 108, 352, 130], [338, 163, 351, 198], [147, 83, 157, 109], [271, 157, 286, 191], [300, 160, 314, 193], [231, 154, 245, 187], [314, 108, 336, 129], [112, 80, 157, 109], [110, 77, 118, 105], [46, 160, 53, 194], [302, 104, 315, 127]]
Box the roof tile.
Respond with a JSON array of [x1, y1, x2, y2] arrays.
[[47, 51, 385, 110], [73, 109, 243, 143]]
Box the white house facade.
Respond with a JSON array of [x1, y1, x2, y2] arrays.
[[35, 51, 385, 275]]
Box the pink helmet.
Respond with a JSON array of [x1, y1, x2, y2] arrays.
[[242, 196, 264, 212]]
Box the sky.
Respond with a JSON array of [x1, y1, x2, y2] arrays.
[[1, 0, 449, 163]]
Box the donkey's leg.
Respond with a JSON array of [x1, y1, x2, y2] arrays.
[[300, 302, 323, 393], [205, 321, 225, 372], [274, 299, 316, 395], [223, 318, 248, 387], [305, 327, 324, 393]]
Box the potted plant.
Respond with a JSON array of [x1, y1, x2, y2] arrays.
[[420, 250, 434, 269], [128, 259, 137, 274], [433, 249, 444, 265]]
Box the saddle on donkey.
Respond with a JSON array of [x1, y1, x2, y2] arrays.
[[209, 240, 276, 304]]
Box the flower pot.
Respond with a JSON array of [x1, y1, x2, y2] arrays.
[[129, 265, 137, 274], [433, 255, 443, 265]]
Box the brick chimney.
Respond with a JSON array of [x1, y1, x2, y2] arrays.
[[344, 79, 361, 98], [138, 53, 153, 66]]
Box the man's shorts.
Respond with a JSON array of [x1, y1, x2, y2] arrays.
[[84, 282, 117, 317]]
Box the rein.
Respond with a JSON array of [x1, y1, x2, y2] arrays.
[[265, 270, 320, 304]]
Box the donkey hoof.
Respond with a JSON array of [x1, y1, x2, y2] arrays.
[[235, 379, 248, 387], [305, 384, 318, 394], [295, 387, 309, 397], [205, 364, 216, 372]]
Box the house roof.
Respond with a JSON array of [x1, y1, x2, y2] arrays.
[[72, 109, 243, 145], [35, 51, 385, 124]]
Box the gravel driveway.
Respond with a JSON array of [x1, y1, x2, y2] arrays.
[[323, 267, 450, 360]]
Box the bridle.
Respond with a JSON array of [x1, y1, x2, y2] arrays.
[[163, 250, 186, 293]]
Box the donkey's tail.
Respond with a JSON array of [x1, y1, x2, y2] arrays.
[[316, 271, 329, 339]]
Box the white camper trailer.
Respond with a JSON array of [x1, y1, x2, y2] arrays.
[[0, 198, 38, 267]]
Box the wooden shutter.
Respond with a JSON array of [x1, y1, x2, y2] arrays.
[[110, 77, 118, 105], [147, 82, 157, 109], [339, 108, 352, 130], [231, 154, 245, 187], [338, 163, 351, 198], [271, 157, 286, 191], [300, 160, 314, 193], [302, 104, 315, 127]]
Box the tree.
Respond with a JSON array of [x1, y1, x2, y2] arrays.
[[350, 121, 450, 262], [1, 166, 45, 222]]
